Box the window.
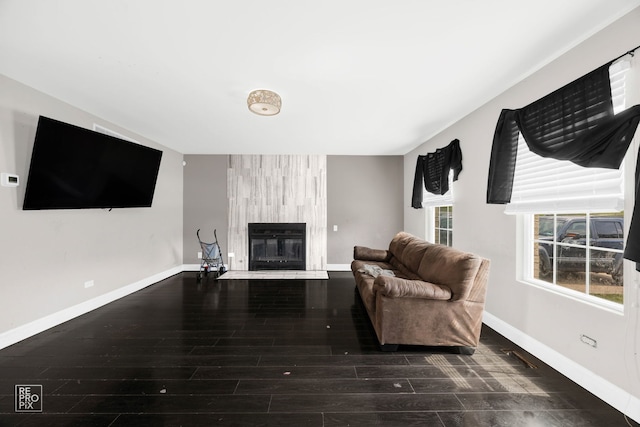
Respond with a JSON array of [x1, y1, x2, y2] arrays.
[[423, 171, 454, 245], [512, 59, 634, 307], [529, 213, 624, 304], [434, 205, 453, 246]]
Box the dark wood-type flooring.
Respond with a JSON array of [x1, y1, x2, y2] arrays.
[[0, 271, 636, 426]]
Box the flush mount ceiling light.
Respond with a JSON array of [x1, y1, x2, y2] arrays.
[[247, 89, 282, 116]]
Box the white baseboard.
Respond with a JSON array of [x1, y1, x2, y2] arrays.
[[188, 263, 350, 272], [184, 263, 228, 272], [184, 263, 202, 271], [483, 311, 640, 423], [327, 264, 351, 271], [0, 266, 182, 351]]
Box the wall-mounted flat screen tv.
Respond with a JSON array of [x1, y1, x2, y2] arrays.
[[23, 116, 163, 210]]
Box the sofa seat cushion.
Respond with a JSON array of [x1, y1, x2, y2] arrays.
[[388, 257, 422, 281], [359, 264, 396, 278], [374, 276, 452, 300], [351, 260, 393, 317], [351, 259, 394, 276]]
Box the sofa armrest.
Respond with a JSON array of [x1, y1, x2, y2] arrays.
[[373, 276, 452, 300], [354, 246, 390, 262]]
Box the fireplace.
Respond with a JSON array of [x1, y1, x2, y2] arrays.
[[248, 223, 306, 270]]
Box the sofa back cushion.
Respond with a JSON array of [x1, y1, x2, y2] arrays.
[[417, 244, 482, 301], [388, 232, 429, 280], [388, 232, 416, 262], [388, 232, 482, 301]]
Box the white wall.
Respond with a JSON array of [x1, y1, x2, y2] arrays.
[[404, 8, 640, 420], [0, 75, 184, 346]]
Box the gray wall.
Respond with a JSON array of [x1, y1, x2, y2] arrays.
[[183, 155, 228, 265], [327, 156, 404, 265], [403, 7, 640, 418], [181, 155, 403, 269], [0, 74, 184, 338]]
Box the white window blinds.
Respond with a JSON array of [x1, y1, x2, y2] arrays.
[[505, 60, 630, 215]]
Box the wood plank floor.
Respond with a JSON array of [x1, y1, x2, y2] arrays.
[[0, 272, 636, 426]]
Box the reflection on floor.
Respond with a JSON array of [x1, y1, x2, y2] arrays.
[[0, 272, 636, 426], [218, 270, 329, 280]]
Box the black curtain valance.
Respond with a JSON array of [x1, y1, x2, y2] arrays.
[[412, 139, 462, 208], [485, 59, 640, 263]]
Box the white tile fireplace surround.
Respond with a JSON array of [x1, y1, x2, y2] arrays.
[[227, 155, 327, 271]]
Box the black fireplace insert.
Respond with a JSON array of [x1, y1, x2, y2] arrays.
[[248, 223, 306, 270]]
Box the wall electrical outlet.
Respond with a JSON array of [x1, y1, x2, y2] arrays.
[[84, 280, 94, 289], [197, 251, 202, 259], [580, 334, 597, 348], [1, 173, 19, 187]]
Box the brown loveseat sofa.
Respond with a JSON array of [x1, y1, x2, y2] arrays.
[[351, 232, 490, 354]]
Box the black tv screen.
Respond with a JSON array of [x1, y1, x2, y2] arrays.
[[23, 116, 163, 210]]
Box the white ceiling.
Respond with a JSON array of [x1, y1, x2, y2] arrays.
[[1, 1, 639, 155]]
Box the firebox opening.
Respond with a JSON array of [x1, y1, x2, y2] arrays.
[[248, 223, 306, 271]]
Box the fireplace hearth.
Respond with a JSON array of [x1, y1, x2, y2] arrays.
[[248, 223, 306, 270]]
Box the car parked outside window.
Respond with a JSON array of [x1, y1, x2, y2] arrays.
[[531, 213, 624, 304]]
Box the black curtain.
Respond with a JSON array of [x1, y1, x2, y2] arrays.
[[485, 61, 640, 263], [412, 139, 462, 208], [486, 110, 520, 204]]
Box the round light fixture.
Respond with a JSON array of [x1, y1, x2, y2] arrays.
[[247, 89, 282, 116]]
